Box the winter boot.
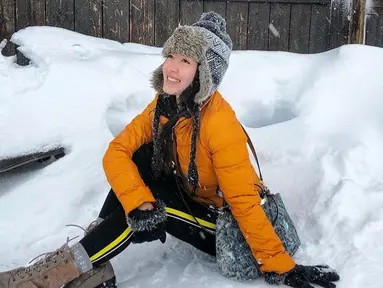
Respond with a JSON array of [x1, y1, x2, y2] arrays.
[[64, 219, 116, 288], [63, 261, 115, 288], [0, 243, 80, 288]]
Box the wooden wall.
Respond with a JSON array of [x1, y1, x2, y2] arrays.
[[1, 0, 382, 58], [366, 2, 383, 47]]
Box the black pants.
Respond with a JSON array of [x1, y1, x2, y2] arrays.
[[80, 143, 217, 266]]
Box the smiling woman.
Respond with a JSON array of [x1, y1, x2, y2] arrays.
[[162, 54, 198, 99], [0, 11, 340, 288]]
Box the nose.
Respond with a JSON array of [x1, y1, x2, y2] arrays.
[[167, 62, 178, 74]]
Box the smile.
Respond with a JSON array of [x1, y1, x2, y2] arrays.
[[167, 76, 181, 83]]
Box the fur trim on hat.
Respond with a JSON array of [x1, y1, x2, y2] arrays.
[[150, 12, 232, 105], [150, 26, 213, 105], [163, 26, 207, 62]]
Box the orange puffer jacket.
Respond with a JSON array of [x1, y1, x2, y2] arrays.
[[102, 91, 295, 274]]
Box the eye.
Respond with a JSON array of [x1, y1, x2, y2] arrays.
[[182, 58, 190, 64], [166, 54, 174, 59]]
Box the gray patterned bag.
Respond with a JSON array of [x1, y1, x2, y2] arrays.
[[216, 189, 301, 281], [216, 126, 301, 281]]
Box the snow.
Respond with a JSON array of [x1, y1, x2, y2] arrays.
[[1, 26, 383, 287]]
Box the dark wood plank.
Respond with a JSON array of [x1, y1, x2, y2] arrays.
[[374, 6, 383, 14], [226, 1, 248, 50], [233, 0, 331, 3], [329, 1, 349, 48], [365, 14, 379, 46], [15, 0, 28, 29], [180, 0, 203, 25], [103, 0, 130, 43], [248, 2, 270, 50], [203, 0, 226, 18], [46, 0, 74, 30], [372, 14, 383, 47], [377, 15, 383, 47], [309, 4, 330, 53], [155, 0, 180, 46], [15, 0, 46, 64], [74, 0, 102, 37], [268, 3, 291, 51], [16, 0, 46, 29], [365, 14, 377, 46], [130, 0, 155, 46], [0, 0, 16, 56], [289, 4, 311, 53], [31, 0, 46, 26], [348, 0, 366, 44]]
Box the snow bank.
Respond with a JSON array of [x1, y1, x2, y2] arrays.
[[0, 26, 382, 287]]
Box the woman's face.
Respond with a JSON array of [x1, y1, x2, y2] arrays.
[[162, 53, 198, 97]]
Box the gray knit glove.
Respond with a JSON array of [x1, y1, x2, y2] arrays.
[[127, 200, 167, 244]]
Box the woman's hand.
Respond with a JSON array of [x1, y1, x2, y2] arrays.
[[137, 202, 154, 210], [265, 264, 340, 287], [127, 200, 167, 244]]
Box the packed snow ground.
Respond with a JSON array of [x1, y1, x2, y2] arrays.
[[1, 26, 383, 288]]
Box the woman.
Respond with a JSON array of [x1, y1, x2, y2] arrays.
[[0, 12, 339, 288]]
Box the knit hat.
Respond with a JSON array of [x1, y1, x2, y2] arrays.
[[151, 11, 233, 104], [150, 12, 232, 190]]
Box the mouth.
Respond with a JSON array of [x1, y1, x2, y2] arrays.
[[166, 76, 181, 83]]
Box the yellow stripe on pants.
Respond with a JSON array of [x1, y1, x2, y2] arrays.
[[89, 207, 215, 262], [89, 227, 132, 262], [165, 207, 216, 230]]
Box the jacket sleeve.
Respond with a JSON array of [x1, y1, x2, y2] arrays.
[[207, 109, 296, 274], [102, 96, 158, 216]]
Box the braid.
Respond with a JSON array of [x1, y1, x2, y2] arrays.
[[187, 105, 200, 189], [151, 96, 163, 179]]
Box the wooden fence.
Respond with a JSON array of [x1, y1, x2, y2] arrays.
[[0, 0, 382, 59], [366, 1, 383, 47]]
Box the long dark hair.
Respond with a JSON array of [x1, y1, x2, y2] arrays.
[[152, 70, 201, 180]]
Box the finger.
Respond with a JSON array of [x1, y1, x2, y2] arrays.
[[285, 277, 315, 288], [131, 232, 143, 244], [323, 272, 340, 282], [310, 265, 340, 282], [159, 232, 166, 243], [311, 278, 336, 288], [314, 265, 329, 269], [314, 265, 340, 279], [147, 233, 161, 242], [314, 270, 340, 282]]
